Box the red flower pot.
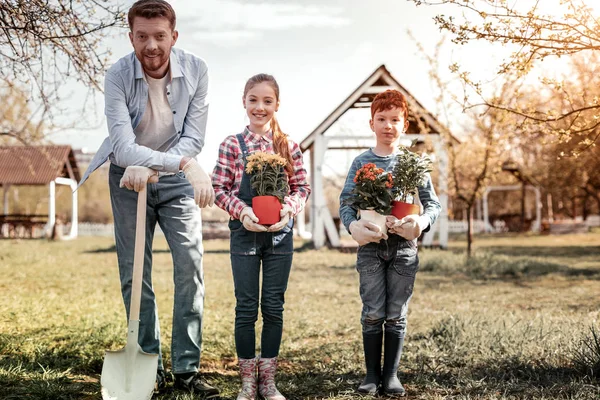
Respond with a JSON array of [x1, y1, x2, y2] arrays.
[[391, 201, 420, 220], [252, 196, 282, 225]]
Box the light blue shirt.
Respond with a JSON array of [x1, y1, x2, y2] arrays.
[[79, 47, 209, 186]]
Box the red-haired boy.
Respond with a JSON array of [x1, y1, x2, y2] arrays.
[[339, 90, 441, 396]]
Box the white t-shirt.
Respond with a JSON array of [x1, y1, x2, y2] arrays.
[[134, 72, 178, 152]]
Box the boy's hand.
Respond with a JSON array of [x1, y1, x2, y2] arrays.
[[120, 166, 159, 192], [267, 205, 292, 232], [393, 214, 429, 241], [182, 158, 216, 208], [349, 220, 388, 246], [386, 215, 410, 236], [240, 207, 268, 232]]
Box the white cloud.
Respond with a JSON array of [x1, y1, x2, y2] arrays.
[[173, 0, 350, 44], [190, 29, 261, 47]]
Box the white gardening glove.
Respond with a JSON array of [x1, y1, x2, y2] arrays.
[[240, 207, 267, 232], [267, 204, 292, 232], [392, 214, 429, 241], [386, 215, 406, 236], [182, 158, 215, 208], [119, 166, 159, 192], [349, 219, 388, 246]]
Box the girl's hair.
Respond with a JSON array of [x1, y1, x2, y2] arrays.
[[243, 73, 294, 176]]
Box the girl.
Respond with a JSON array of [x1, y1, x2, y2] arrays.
[[212, 73, 311, 400]]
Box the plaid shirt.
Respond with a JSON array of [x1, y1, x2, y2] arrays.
[[212, 127, 311, 220]]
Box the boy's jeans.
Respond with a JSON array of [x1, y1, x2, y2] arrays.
[[356, 235, 419, 337], [108, 164, 205, 374]]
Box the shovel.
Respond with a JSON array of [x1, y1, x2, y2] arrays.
[[101, 186, 158, 400]]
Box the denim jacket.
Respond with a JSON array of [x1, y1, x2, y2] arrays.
[[78, 47, 209, 187], [339, 148, 442, 232]]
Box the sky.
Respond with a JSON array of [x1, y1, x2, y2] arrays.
[[47, 0, 588, 174]]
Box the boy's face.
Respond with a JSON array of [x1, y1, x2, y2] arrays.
[[369, 107, 409, 146]]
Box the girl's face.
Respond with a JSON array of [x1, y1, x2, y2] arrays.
[[243, 82, 279, 131]]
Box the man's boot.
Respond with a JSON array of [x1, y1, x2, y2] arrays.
[[357, 331, 382, 394], [381, 331, 406, 396]]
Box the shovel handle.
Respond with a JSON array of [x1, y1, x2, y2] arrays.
[[129, 187, 147, 322]]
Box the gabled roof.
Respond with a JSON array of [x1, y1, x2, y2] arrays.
[[0, 145, 80, 185], [300, 64, 456, 151]]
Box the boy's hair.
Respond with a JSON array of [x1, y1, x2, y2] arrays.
[[371, 89, 409, 121], [128, 0, 176, 31]]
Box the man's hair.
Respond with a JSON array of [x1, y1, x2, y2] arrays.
[[128, 0, 176, 30], [370, 89, 409, 121]]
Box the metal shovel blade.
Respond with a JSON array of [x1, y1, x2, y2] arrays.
[[101, 320, 158, 400]]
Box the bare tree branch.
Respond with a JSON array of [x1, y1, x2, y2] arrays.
[[410, 0, 600, 149], [0, 0, 126, 143]]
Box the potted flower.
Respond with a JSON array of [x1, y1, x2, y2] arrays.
[[391, 146, 433, 219], [245, 151, 290, 225], [344, 163, 394, 234]]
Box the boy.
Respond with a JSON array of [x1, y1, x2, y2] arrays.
[[339, 90, 441, 396]]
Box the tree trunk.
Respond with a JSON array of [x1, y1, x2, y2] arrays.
[[521, 182, 526, 231], [466, 204, 473, 258], [583, 195, 589, 220], [546, 192, 554, 222]]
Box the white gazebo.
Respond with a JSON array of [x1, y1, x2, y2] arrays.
[[298, 65, 453, 249], [0, 145, 80, 239]]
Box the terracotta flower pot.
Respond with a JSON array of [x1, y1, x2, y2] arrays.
[[359, 209, 388, 235], [252, 196, 282, 225], [391, 201, 420, 220]]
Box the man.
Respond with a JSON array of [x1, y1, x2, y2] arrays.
[[80, 0, 218, 396]]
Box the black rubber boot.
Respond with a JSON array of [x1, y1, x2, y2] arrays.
[[381, 331, 406, 396], [357, 331, 382, 395]]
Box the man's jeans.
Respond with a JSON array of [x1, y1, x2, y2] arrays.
[[229, 222, 294, 359], [356, 235, 419, 337], [109, 164, 204, 374]]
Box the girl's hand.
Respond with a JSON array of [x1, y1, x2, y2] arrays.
[[267, 205, 292, 232], [240, 207, 267, 232]]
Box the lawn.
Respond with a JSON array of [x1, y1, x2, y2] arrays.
[[1, 232, 599, 399]]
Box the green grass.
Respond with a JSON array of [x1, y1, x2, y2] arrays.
[[1, 232, 600, 399]]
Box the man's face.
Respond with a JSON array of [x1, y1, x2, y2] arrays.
[[369, 107, 409, 146], [129, 16, 178, 79]]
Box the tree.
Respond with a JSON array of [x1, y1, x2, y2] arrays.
[[448, 102, 515, 256], [411, 0, 600, 153], [0, 0, 126, 143], [524, 52, 600, 219], [0, 84, 45, 144], [412, 36, 517, 256]]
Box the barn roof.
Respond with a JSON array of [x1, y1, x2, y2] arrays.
[[0, 145, 80, 185], [300, 64, 458, 152]]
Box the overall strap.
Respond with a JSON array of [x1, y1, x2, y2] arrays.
[[236, 133, 249, 159]]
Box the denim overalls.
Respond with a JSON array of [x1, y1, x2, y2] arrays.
[[229, 133, 294, 359]]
